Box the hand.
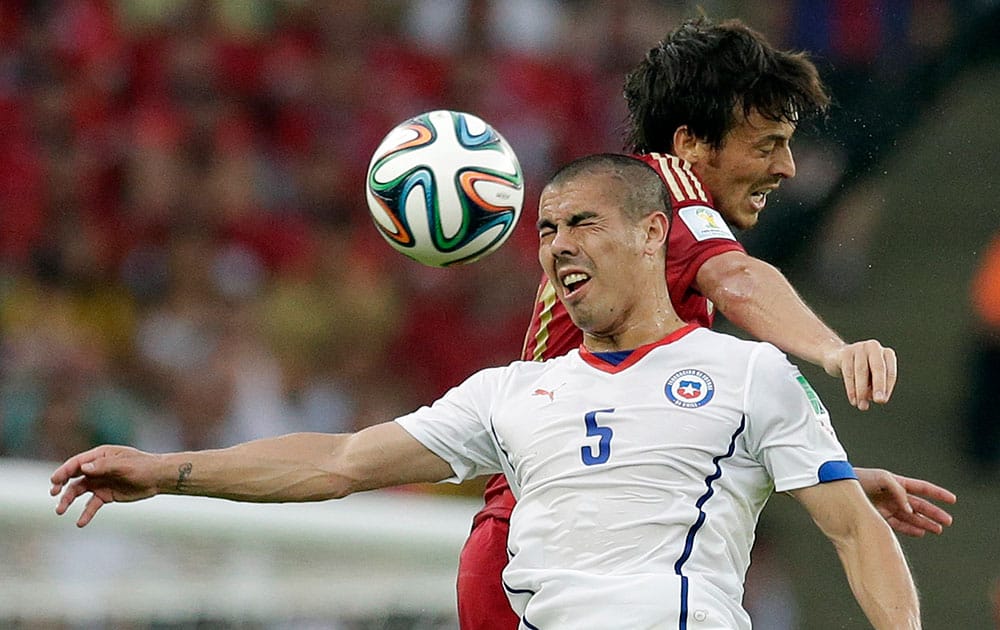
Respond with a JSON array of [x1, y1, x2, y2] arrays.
[[823, 340, 897, 411], [854, 467, 956, 537], [50, 445, 165, 527]]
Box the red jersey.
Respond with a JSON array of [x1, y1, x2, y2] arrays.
[[475, 153, 747, 521]]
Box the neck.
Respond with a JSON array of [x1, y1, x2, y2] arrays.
[[582, 308, 687, 353]]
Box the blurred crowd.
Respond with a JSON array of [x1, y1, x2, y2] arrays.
[[0, 0, 963, 484]]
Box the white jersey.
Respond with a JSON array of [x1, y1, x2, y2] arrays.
[[396, 325, 854, 630]]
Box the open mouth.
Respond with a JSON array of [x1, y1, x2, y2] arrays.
[[750, 189, 771, 211], [561, 271, 590, 296]]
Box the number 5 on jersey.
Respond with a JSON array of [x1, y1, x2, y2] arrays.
[[581, 409, 614, 465]]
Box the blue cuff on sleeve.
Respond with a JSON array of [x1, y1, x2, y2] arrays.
[[818, 460, 857, 483]]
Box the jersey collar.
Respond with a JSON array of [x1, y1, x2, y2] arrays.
[[579, 323, 700, 374]]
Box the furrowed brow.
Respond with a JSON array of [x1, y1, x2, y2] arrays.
[[537, 210, 599, 231]]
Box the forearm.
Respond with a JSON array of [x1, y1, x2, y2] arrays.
[[794, 481, 921, 628], [159, 432, 358, 503], [698, 252, 843, 370], [156, 422, 454, 503], [51, 423, 455, 527], [833, 517, 921, 629]]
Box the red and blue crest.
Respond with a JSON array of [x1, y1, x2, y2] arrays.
[[665, 369, 715, 408]]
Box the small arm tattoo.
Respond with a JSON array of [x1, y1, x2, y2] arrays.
[[176, 462, 193, 492]]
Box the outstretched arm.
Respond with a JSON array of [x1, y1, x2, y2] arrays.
[[696, 251, 958, 537], [790, 479, 921, 629], [697, 250, 895, 410], [50, 423, 454, 527]]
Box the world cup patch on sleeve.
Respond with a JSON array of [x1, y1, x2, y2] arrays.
[[794, 373, 838, 439], [795, 374, 828, 417], [678, 206, 737, 242]]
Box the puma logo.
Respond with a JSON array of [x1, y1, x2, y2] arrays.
[[532, 383, 565, 402]]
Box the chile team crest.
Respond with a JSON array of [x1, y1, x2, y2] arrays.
[[665, 369, 715, 408]]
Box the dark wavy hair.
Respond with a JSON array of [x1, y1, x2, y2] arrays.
[[624, 17, 831, 153]]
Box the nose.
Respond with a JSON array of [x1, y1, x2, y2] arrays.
[[772, 144, 796, 179], [549, 226, 579, 257]]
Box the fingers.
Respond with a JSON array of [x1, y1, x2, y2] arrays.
[[890, 503, 946, 536], [55, 477, 94, 516], [839, 344, 867, 410], [896, 475, 958, 504], [50, 447, 105, 494], [878, 347, 898, 403], [906, 495, 954, 529], [852, 346, 873, 410], [843, 374, 863, 410], [864, 346, 885, 404], [78, 493, 108, 528], [840, 341, 898, 410], [888, 473, 956, 534], [50, 457, 84, 496], [882, 492, 953, 537], [879, 473, 912, 513], [54, 475, 112, 527], [50, 447, 115, 524], [885, 516, 928, 539], [862, 468, 956, 537]]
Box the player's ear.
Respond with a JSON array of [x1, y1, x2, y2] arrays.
[[643, 211, 669, 255], [673, 126, 706, 164]]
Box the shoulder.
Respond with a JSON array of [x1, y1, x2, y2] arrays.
[[488, 354, 573, 382], [681, 333, 819, 420], [681, 329, 791, 375], [704, 334, 792, 371], [684, 326, 772, 354], [636, 153, 736, 244], [636, 152, 712, 207]]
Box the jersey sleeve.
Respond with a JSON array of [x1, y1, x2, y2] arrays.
[[639, 153, 746, 306], [742, 344, 856, 492], [395, 368, 505, 483], [667, 204, 745, 302]]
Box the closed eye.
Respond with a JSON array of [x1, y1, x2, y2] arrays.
[[537, 211, 601, 238], [567, 212, 599, 227]]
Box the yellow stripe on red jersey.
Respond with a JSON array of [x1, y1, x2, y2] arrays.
[[521, 277, 570, 362], [645, 152, 710, 205]]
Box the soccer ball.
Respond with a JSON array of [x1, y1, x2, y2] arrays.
[[365, 110, 524, 267]]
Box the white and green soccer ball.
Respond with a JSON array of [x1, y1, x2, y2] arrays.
[[365, 110, 524, 267]]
